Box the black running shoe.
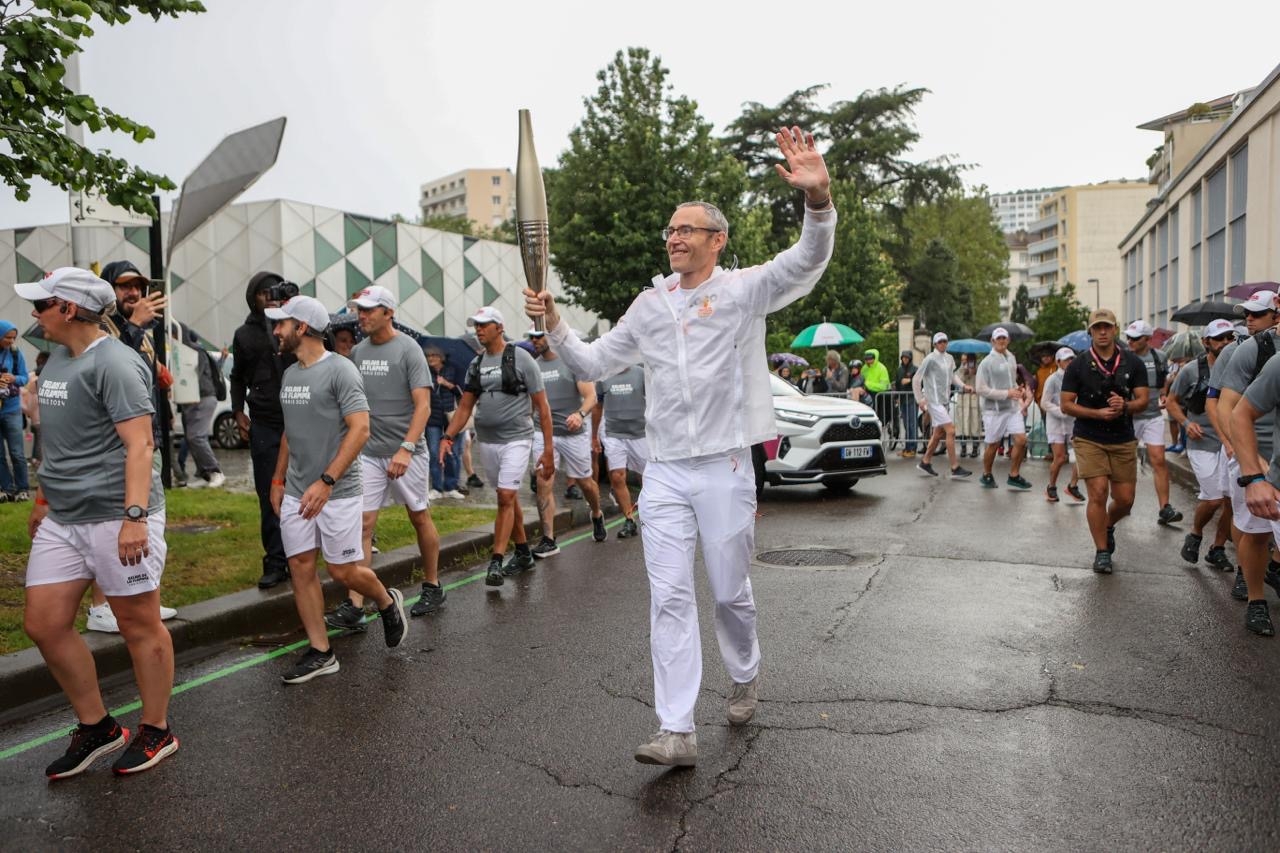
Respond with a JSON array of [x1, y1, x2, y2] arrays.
[[951, 466, 972, 479], [1246, 600, 1275, 637], [324, 598, 365, 631], [592, 513, 607, 542], [1205, 546, 1232, 570], [485, 555, 505, 586], [565, 484, 584, 500], [467, 473, 484, 489], [282, 646, 339, 684], [380, 588, 408, 648], [1007, 474, 1032, 490], [1092, 551, 1113, 574], [258, 565, 290, 589], [1231, 569, 1249, 601], [531, 536, 560, 558], [1157, 504, 1183, 525], [111, 724, 179, 776], [1180, 533, 1202, 564], [1066, 484, 1085, 502], [1267, 568, 1280, 598], [617, 517, 639, 539], [502, 550, 536, 576], [410, 583, 446, 617], [1106, 526, 1116, 555], [979, 473, 997, 489], [1046, 486, 1059, 503], [916, 461, 938, 477], [46, 718, 128, 780]]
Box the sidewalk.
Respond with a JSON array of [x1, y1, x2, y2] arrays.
[[0, 503, 611, 711]]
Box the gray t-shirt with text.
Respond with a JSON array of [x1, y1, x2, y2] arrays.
[[1215, 333, 1276, 460], [536, 354, 587, 437], [597, 365, 647, 439], [468, 346, 545, 444], [38, 336, 164, 524], [280, 352, 369, 499], [352, 333, 431, 459], [1169, 359, 1220, 453]]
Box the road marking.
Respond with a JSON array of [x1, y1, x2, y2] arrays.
[[0, 516, 625, 762]]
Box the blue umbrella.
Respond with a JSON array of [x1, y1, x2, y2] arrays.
[[946, 338, 992, 355], [1058, 329, 1092, 352]]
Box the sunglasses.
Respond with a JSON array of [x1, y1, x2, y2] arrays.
[[1244, 310, 1274, 319], [32, 298, 58, 313]]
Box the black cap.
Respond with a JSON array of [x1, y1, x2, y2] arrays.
[[100, 260, 146, 286]]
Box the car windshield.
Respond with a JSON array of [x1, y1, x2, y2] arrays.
[[769, 373, 804, 398]]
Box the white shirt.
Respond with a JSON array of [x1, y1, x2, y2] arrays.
[[548, 207, 836, 461]]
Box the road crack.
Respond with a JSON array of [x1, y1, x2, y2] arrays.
[[823, 556, 886, 642]]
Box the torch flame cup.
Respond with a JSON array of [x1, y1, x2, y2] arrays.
[[517, 109, 550, 331]]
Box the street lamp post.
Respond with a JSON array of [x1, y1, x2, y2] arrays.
[[1087, 278, 1100, 310]]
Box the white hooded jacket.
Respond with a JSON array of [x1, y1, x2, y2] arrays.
[[547, 207, 836, 462]]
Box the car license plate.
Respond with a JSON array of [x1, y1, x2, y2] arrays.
[[842, 446, 873, 459]]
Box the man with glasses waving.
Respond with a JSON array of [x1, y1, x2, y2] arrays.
[[16, 268, 178, 778], [525, 126, 835, 768]]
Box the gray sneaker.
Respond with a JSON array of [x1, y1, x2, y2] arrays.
[[727, 675, 760, 725], [634, 730, 697, 766]]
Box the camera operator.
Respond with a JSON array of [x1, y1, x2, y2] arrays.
[[229, 272, 298, 588], [1060, 309, 1149, 574]]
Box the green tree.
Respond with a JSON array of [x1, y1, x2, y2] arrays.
[[1031, 283, 1090, 342], [546, 47, 750, 322], [1010, 284, 1033, 325], [0, 0, 206, 216], [901, 238, 972, 336]]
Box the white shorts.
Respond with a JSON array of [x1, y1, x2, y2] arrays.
[[1227, 456, 1274, 535], [601, 427, 649, 474], [477, 439, 533, 491], [532, 431, 593, 480], [26, 512, 168, 597], [926, 402, 952, 428], [1187, 448, 1228, 500], [280, 494, 365, 564], [360, 452, 430, 512], [982, 410, 1026, 444], [1133, 417, 1166, 446], [1047, 432, 1071, 445]]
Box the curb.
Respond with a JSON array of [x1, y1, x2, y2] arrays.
[[0, 503, 610, 712]]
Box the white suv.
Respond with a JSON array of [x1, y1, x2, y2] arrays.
[[763, 373, 887, 493]]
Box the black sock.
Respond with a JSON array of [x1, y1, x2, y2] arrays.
[[492, 552, 504, 561], [515, 542, 531, 556], [85, 714, 115, 731], [423, 581, 440, 589]]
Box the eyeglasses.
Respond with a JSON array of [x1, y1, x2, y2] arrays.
[[1209, 333, 1235, 341], [32, 298, 58, 313], [662, 225, 721, 241]]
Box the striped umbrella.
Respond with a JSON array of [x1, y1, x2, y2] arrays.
[[790, 322, 864, 348]]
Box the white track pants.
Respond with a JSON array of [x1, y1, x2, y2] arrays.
[[638, 449, 760, 733]]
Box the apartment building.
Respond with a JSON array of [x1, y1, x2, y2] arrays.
[[988, 188, 1062, 234], [1001, 229, 1030, 319], [419, 169, 516, 228]]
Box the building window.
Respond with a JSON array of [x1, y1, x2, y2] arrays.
[[1190, 186, 1202, 302], [1205, 166, 1227, 299], [492, 175, 502, 186], [1229, 144, 1248, 287]]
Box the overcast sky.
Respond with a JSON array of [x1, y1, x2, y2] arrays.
[[2, 0, 1277, 230]]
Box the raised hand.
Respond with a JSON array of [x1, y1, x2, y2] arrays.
[[773, 126, 831, 201]]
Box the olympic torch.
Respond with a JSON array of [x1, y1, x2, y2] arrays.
[[516, 109, 550, 331]]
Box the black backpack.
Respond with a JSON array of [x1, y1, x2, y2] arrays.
[[1185, 353, 1211, 416], [1253, 330, 1277, 378], [464, 344, 527, 396]]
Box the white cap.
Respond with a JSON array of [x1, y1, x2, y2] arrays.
[[1237, 290, 1278, 314], [1204, 318, 1236, 339], [1055, 347, 1076, 362], [14, 266, 116, 313], [467, 305, 504, 327], [991, 327, 1010, 340], [265, 295, 331, 332], [1124, 320, 1154, 339], [932, 331, 948, 344], [349, 285, 397, 310]]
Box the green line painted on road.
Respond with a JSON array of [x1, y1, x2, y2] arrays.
[[0, 515, 624, 762]]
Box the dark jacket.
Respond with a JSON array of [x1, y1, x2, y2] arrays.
[[894, 352, 917, 392], [229, 272, 295, 428], [428, 365, 461, 428]]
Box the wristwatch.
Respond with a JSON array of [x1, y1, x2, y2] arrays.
[[320, 473, 336, 487], [577, 409, 589, 419], [124, 504, 148, 522], [1238, 473, 1267, 487], [399, 441, 417, 454]]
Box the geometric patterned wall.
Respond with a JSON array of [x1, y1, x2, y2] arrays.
[[0, 199, 605, 353]]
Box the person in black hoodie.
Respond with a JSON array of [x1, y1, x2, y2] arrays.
[[230, 272, 296, 588]]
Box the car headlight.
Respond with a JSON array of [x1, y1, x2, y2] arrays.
[[775, 409, 820, 426]]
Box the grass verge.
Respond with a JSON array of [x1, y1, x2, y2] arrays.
[[0, 491, 494, 656]]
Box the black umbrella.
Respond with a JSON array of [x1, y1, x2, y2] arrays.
[[1027, 340, 1062, 361], [976, 321, 1034, 342], [1170, 300, 1238, 325]]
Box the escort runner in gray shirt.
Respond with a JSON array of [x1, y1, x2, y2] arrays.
[[39, 336, 163, 523], [280, 352, 369, 499], [467, 346, 545, 444], [352, 333, 431, 457], [1170, 359, 1221, 453], [1215, 333, 1277, 460], [537, 356, 588, 437], [1133, 350, 1164, 421], [598, 365, 647, 439], [1242, 354, 1280, 486], [975, 350, 1019, 413]]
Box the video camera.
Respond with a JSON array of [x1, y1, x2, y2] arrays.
[[266, 280, 300, 303]]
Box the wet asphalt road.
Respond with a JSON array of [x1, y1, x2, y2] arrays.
[[3, 453, 1280, 852]]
